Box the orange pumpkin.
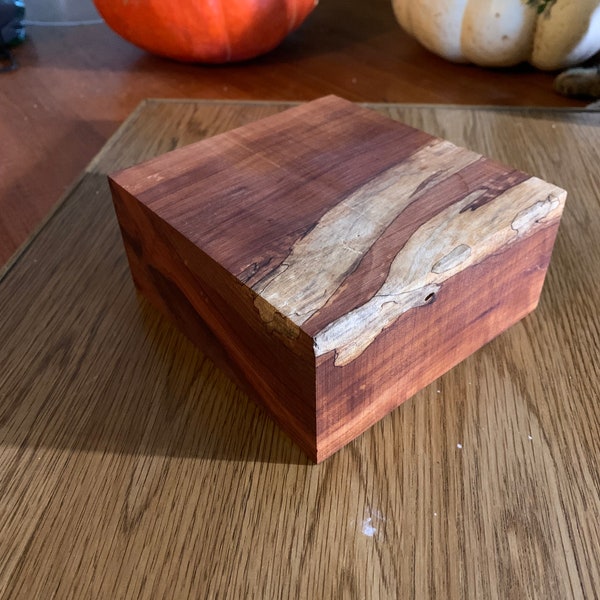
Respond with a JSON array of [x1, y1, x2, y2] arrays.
[[93, 0, 318, 63]]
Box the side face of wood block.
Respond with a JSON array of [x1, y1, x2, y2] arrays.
[[108, 96, 566, 462]]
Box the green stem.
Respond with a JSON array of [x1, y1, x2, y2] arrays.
[[526, 0, 556, 14]]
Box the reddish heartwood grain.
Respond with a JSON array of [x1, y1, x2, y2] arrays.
[[108, 96, 566, 461]]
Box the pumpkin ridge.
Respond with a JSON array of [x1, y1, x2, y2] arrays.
[[215, 0, 233, 63], [288, 0, 298, 31]]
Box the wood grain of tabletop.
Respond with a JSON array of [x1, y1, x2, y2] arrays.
[[1, 100, 599, 599]]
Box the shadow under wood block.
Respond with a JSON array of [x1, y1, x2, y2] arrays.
[[108, 96, 566, 462]]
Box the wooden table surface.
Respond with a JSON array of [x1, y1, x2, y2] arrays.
[[1, 100, 599, 599]]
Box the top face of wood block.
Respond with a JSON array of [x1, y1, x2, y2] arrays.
[[111, 96, 566, 366]]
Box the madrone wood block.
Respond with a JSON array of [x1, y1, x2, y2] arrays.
[[108, 96, 566, 462]]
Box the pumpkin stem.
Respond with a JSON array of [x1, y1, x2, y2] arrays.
[[525, 0, 556, 14]]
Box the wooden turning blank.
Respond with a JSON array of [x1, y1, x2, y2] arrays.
[[108, 96, 566, 462]]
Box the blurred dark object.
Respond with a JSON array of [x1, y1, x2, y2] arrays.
[[0, 0, 25, 72]]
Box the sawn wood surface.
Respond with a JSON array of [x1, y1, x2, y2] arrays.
[[1, 100, 599, 599]]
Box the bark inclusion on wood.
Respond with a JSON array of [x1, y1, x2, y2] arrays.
[[252, 139, 480, 322], [255, 170, 563, 366]]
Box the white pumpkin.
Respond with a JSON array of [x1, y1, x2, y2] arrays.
[[392, 0, 600, 70]]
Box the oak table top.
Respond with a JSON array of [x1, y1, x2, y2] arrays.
[[1, 100, 599, 599]]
